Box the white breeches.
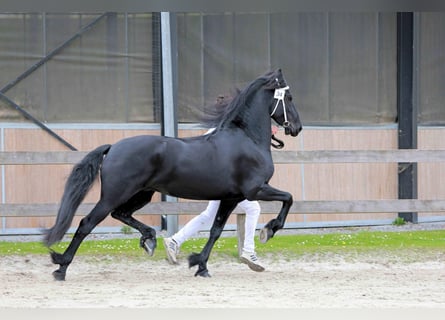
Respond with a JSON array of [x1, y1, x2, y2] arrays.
[[172, 199, 261, 253]]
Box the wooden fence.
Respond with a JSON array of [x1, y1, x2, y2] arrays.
[[1, 149, 445, 165], [2, 149, 445, 216], [1, 149, 445, 249]]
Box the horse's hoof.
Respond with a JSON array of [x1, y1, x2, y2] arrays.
[[259, 227, 273, 243], [194, 269, 211, 278], [52, 269, 66, 281], [141, 238, 156, 256]]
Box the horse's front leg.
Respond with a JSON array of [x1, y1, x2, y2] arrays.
[[250, 184, 293, 243], [188, 200, 238, 277]]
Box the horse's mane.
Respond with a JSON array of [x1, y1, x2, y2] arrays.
[[199, 89, 239, 128], [200, 70, 280, 130]]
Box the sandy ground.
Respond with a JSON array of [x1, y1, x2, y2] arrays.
[[1, 249, 445, 308], [1, 222, 445, 308]]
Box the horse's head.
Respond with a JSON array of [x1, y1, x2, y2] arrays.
[[266, 69, 302, 137], [201, 69, 302, 138]]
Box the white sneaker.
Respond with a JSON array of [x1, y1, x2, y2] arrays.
[[240, 250, 265, 272], [163, 237, 179, 265]]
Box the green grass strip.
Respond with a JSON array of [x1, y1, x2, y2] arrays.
[[0, 229, 444, 259]]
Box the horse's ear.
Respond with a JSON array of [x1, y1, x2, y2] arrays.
[[264, 68, 284, 89], [274, 68, 283, 81]]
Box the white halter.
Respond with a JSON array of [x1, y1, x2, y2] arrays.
[[270, 85, 290, 127]]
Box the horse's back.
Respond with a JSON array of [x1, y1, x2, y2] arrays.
[[100, 134, 212, 196], [99, 132, 273, 201]]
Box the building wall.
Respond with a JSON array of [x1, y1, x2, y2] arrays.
[[418, 127, 445, 218], [0, 124, 444, 232]]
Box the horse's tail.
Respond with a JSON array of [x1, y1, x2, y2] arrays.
[[43, 144, 112, 247]]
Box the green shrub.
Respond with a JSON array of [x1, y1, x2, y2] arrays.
[[392, 217, 406, 226], [121, 225, 133, 234]]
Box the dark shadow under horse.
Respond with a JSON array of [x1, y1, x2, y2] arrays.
[[43, 69, 302, 280]]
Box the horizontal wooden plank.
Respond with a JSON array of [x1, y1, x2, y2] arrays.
[[285, 199, 445, 213], [0, 151, 87, 165], [0, 202, 207, 217], [1, 149, 445, 165], [272, 150, 445, 163], [2, 199, 445, 217]]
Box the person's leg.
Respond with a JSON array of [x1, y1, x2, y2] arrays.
[[164, 200, 220, 264], [237, 200, 265, 272], [173, 200, 220, 245], [238, 200, 260, 253]]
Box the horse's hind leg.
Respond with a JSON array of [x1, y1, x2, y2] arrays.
[[188, 199, 238, 277], [111, 190, 157, 256], [51, 201, 111, 281]]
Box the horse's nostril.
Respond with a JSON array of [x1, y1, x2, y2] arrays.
[[297, 125, 303, 133]]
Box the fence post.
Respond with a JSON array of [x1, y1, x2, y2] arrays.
[[161, 12, 179, 235], [236, 213, 246, 257], [397, 12, 418, 223]]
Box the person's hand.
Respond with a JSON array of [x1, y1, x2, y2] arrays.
[[271, 125, 278, 135]]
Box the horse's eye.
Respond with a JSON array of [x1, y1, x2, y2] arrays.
[[288, 96, 292, 102]]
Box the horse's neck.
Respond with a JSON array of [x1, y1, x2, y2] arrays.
[[240, 112, 273, 150], [223, 89, 273, 149]]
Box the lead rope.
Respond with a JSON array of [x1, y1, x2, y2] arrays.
[[271, 135, 284, 149]]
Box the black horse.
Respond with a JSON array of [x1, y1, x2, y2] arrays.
[[43, 69, 302, 280]]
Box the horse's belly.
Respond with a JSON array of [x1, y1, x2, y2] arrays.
[[152, 169, 238, 200]]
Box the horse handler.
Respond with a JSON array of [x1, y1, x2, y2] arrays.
[[163, 199, 265, 272]]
